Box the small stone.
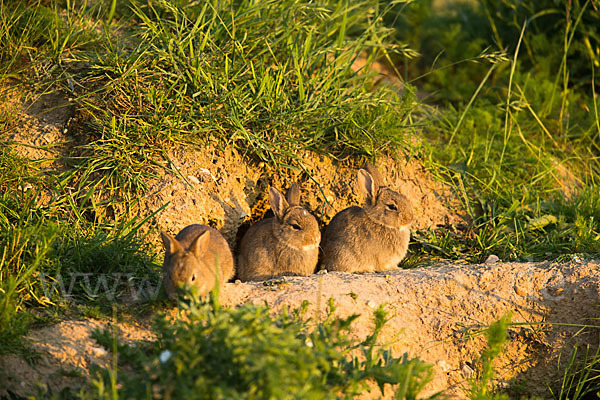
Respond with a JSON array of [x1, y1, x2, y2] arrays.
[[514, 285, 527, 297], [485, 254, 499, 264], [235, 279, 242, 284], [461, 363, 474, 379], [317, 269, 328, 275], [186, 175, 200, 184], [366, 300, 376, 308], [91, 346, 108, 357]]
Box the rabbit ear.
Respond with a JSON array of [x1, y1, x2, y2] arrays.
[[190, 230, 210, 257], [161, 231, 184, 254], [363, 162, 384, 187], [286, 183, 301, 206], [269, 187, 289, 220], [357, 169, 378, 204]]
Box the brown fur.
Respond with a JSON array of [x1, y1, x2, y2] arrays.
[[161, 225, 234, 299], [237, 184, 321, 281], [321, 163, 414, 273]]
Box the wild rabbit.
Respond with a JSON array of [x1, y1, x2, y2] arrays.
[[320, 162, 413, 273], [237, 183, 321, 281], [161, 225, 234, 300]]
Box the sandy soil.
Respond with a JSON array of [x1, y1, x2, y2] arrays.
[[0, 319, 154, 397], [1, 260, 599, 398]]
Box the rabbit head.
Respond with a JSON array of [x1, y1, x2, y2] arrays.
[[237, 183, 320, 281], [358, 162, 413, 229], [161, 230, 216, 299], [269, 183, 321, 250]]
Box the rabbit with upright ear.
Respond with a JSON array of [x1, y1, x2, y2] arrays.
[[237, 183, 321, 281], [161, 225, 234, 300], [321, 162, 414, 273]]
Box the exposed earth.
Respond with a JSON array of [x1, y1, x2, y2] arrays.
[[2, 261, 599, 398]]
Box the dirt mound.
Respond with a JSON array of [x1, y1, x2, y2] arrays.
[[2, 261, 598, 398], [0, 319, 153, 397], [134, 144, 466, 250], [221, 260, 600, 398]]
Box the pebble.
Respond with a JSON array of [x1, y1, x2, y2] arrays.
[[485, 254, 499, 264], [437, 360, 450, 372], [91, 346, 108, 357], [186, 175, 200, 184], [461, 363, 474, 378], [514, 285, 527, 297]]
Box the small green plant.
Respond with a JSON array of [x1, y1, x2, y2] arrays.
[[552, 342, 600, 400], [87, 294, 439, 399], [0, 218, 57, 354], [469, 314, 512, 400]]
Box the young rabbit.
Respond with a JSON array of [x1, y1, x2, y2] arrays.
[[237, 183, 321, 281], [161, 225, 234, 300], [320, 162, 414, 273]]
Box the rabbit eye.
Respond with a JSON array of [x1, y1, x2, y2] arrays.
[[386, 203, 398, 211], [291, 223, 302, 231], [191, 274, 196, 282]]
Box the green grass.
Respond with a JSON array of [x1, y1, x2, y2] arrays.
[[1, 0, 600, 398], [60, 0, 418, 198], [552, 342, 600, 400], [393, 0, 600, 264]]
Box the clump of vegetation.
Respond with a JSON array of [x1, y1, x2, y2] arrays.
[[0, 146, 161, 349], [390, 0, 600, 263], [63, 0, 418, 200], [87, 295, 438, 399], [482, 0, 600, 88]]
